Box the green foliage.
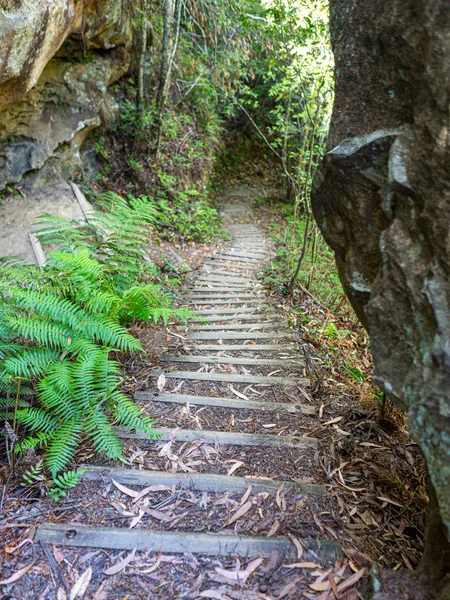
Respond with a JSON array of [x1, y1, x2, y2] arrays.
[[48, 470, 86, 501], [0, 192, 196, 475], [21, 460, 45, 487]]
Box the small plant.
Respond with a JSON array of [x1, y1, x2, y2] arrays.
[[48, 470, 85, 501], [95, 136, 108, 159], [128, 157, 145, 172]]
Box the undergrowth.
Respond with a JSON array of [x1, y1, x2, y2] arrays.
[[0, 192, 195, 479]]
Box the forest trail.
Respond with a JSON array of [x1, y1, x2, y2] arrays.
[[31, 190, 351, 598]]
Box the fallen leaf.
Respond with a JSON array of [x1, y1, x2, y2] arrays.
[[276, 482, 285, 510], [227, 461, 244, 476], [133, 484, 170, 503], [377, 496, 403, 508], [157, 373, 166, 392], [130, 509, 145, 528], [0, 560, 36, 585], [103, 548, 136, 575], [137, 556, 161, 574], [262, 423, 277, 428], [69, 567, 92, 600], [226, 500, 252, 526], [267, 519, 280, 537], [57, 588, 67, 600], [309, 581, 330, 592], [336, 568, 366, 593], [282, 561, 319, 569], [229, 386, 248, 400], [215, 557, 263, 583], [111, 479, 139, 498], [323, 416, 342, 425], [239, 483, 252, 506], [287, 534, 303, 559], [53, 547, 65, 565]]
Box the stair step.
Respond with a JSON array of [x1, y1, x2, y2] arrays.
[[205, 261, 259, 270], [193, 344, 295, 351], [188, 314, 275, 322], [193, 307, 262, 314], [185, 300, 269, 307], [159, 353, 300, 366], [213, 254, 261, 264], [35, 523, 341, 559], [116, 425, 317, 448], [177, 323, 277, 331], [135, 391, 314, 415], [80, 465, 324, 495], [186, 331, 288, 339], [149, 369, 308, 386], [197, 275, 255, 284]]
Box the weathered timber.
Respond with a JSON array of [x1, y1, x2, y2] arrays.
[[158, 353, 302, 366], [80, 465, 323, 494], [35, 524, 341, 559], [177, 323, 277, 331], [115, 425, 317, 448], [149, 369, 308, 386], [186, 331, 288, 339], [135, 391, 313, 415]]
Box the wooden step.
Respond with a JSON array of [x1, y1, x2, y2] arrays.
[[159, 353, 301, 366], [205, 261, 259, 270], [116, 425, 316, 448], [135, 391, 313, 415], [35, 524, 341, 559], [149, 369, 308, 386], [80, 465, 324, 494], [197, 275, 255, 284], [187, 294, 264, 300], [177, 323, 277, 331], [186, 331, 288, 339], [185, 300, 269, 307], [193, 307, 262, 314], [187, 314, 275, 323], [213, 255, 261, 264], [193, 344, 295, 351]]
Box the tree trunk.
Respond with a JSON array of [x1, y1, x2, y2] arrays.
[[154, 0, 181, 158]]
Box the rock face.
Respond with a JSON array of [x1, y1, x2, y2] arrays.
[[0, 0, 131, 189], [312, 0, 450, 588]]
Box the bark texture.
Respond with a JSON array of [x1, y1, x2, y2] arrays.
[[312, 0, 450, 591]]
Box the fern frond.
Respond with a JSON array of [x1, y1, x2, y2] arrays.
[[45, 421, 83, 476]]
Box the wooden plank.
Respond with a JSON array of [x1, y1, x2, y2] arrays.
[[205, 261, 259, 270], [193, 344, 295, 351], [213, 255, 261, 264], [116, 425, 316, 448], [187, 294, 263, 299], [223, 251, 268, 260], [188, 314, 275, 322], [201, 270, 258, 278], [185, 301, 269, 307], [193, 307, 260, 314], [197, 276, 255, 285], [135, 391, 313, 415], [35, 524, 341, 559], [80, 465, 323, 494], [28, 234, 46, 269], [177, 323, 277, 331], [186, 331, 288, 339], [149, 369, 308, 386], [187, 289, 257, 294], [159, 353, 302, 366]]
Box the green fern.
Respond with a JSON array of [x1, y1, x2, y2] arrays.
[[0, 190, 197, 474], [48, 469, 86, 501]]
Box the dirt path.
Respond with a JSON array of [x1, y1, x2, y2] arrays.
[[3, 193, 367, 599]]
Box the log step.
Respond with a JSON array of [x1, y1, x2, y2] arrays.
[[192, 307, 262, 314], [187, 314, 275, 323], [115, 425, 317, 448], [177, 323, 277, 331], [193, 344, 295, 351], [185, 331, 288, 339], [135, 391, 313, 415], [213, 255, 261, 264], [35, 523, 341, 559], [79, 465, 324, 495], [149, 369, 307, 386], [159, 353, 301, 366]]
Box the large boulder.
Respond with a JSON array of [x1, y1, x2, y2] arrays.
[[312, 0, 450, 591], [0, 0, 132, 189]]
